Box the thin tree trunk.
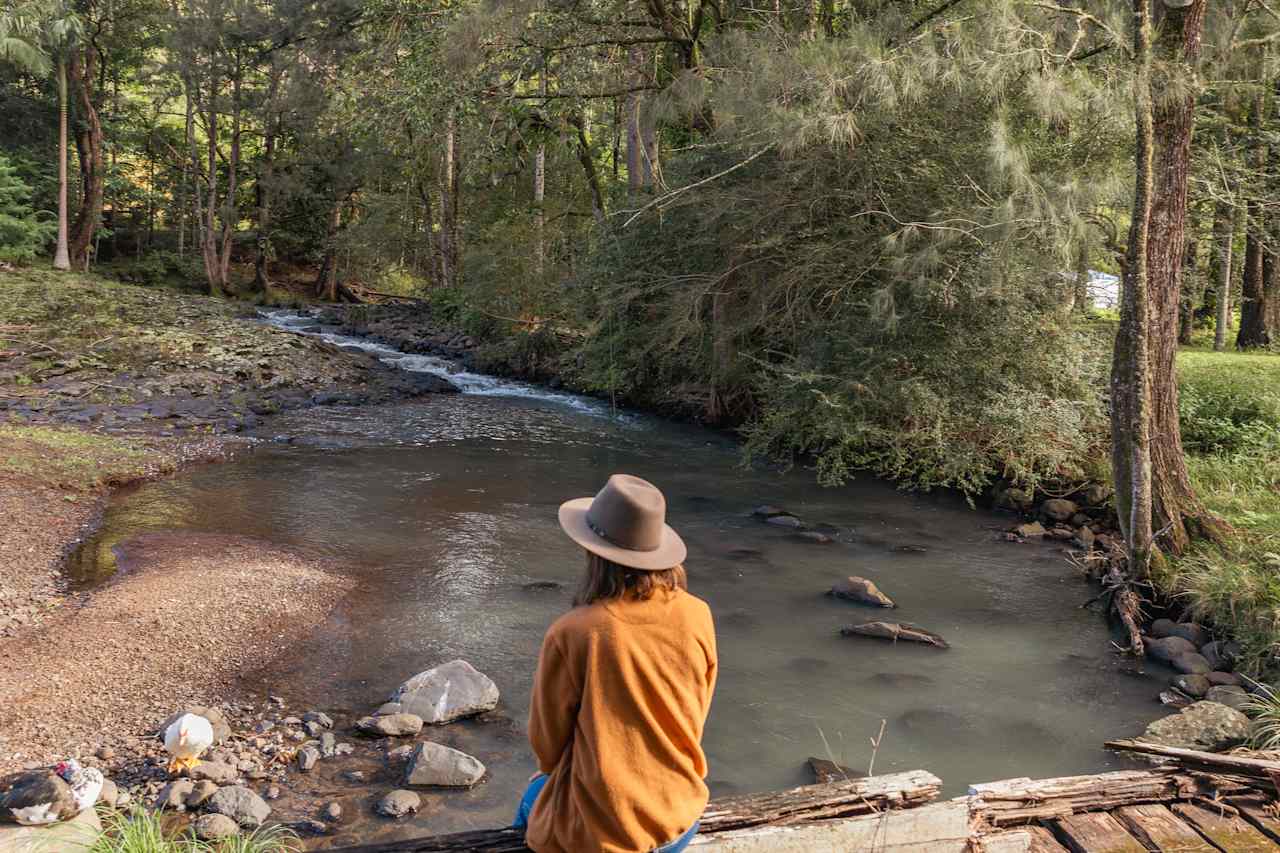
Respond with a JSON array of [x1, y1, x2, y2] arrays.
[[1212, 201, 1236, 351], [53, 56, 70, 271], [316, 200, 341, 301], [438, 111, 459, 289], [1177, 235, 1198, 345], [570, 112, 606, 225], [1238, 88, 1270, 349], [1111, 0, 1156, 587], [534, 61, 546, 277], [68, 46, 104, 271], [625, 44, 645, 191], [203, 97, 220, 295]]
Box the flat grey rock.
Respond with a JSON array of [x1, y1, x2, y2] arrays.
[[376, 789, 420, 818], [357, 713, 424, 737], [206, 786, 271, 829]]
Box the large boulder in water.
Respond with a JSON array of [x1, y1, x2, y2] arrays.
[[390, 660, 499, 724], [1138, 701, 1250, 752]]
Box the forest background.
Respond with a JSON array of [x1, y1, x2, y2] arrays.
[[2, 0, 1280, 664]]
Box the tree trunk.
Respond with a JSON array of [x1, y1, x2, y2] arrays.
[[252, 120, 276, 292], [534, 64, 546, 277], [52, 56, 71, 271], [216, 68, 242, 291], [1212, 201, 1236, 351], [1237, 87, 1271, 349], [1177, 236, 1197, 345], [570, 112, 606, 225], [625, 44, 645, 191], [68, 46, 104, 271], [202, 96, 220, 295], [316, 200, 341, 301], [437, 111, 459, 289], [1143, 0, 1221, 556], [1110, 0, 1157, 584]]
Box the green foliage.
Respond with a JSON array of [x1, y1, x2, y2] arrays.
[[105, 250, 205, 291], [0, 153, 53, 260], [88, 808, 298, 853], [1178, 351, 1280, 456], [1245, 681, 1280, 749]]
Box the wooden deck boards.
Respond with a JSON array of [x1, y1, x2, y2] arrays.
[[1114, 803, 1217, 852]]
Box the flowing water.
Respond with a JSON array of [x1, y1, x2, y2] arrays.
[[70, 312, 1166, 841]]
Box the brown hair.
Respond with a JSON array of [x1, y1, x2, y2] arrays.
[[573, 551, 687, 607]]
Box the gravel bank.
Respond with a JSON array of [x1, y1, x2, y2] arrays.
[[0, 531, 347, 772]]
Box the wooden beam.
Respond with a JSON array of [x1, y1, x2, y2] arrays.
[[1171, 802, 1278, 852], [1048, 812, 1146, 853], [969, 769, 1250, 828], [323, 770, 942, 853], [1228, 795, 1280, 844], [979, 827, 1071, 852], [1113, 804, 1215, 852], [1106, 738, 1280, 784]]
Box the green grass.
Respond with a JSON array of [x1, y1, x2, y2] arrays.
[[1158, 345, 1280, 671], [0, 424, 177, 491], [82, 808, 299, 853]]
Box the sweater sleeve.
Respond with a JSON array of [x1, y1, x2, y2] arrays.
[[528, 631, 582, 775]]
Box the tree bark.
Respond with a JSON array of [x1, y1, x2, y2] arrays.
[[534, 62, 546, 276], [1177, 236, 1198, 345], [570, 112, 606, 225], [1237, 87, 1271, 349], [625, 43, 645, 190], [1143, 0, 1222, 555], [1212, 201, 1236, 351], [52, 56, 71, 271], [1110, 0, 1156, 581], [437, 111, 459, 289], [315, 200, 341, 301], [216, 65, 242, 291], [68, 44, 104, 271]]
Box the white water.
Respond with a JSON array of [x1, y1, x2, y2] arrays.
[[261, 309, 622, 418]]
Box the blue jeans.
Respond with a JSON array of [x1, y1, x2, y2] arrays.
[[514, 774, 700, 852]]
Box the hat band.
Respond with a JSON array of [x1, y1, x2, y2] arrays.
[[586, 514, 659, 553]]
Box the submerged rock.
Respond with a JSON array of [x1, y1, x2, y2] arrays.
[[403, 742, 486, 788], [840, 621, 948, 649], [357, 714, 424, 737], [391, 660, 499, 724], [827, 577, 895, 608], [806, 757, 862, 783], [1013, 521, 1046, 539], [765, 514, 804, 530], [376, 790, 420, 818], [1139, 701, 1250, 752], [192, 813, 240, 841], [751, 505, 789, 518]]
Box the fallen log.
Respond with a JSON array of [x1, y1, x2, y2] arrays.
[[322, 769, 942, 853], [1105, 739, 1280, 784], [969, 768, 1252, 829], [841, 621, 948, 648]]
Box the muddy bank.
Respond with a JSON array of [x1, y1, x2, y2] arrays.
[[0, 532, 347, 773]]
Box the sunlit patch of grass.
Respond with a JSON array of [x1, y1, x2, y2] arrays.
[[1160, 346, 1280, 672], [0, 425, 176, 491], [82, 808, 299, 853]]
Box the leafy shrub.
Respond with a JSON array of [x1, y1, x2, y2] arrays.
[[0, 154, 54, 261], [108, 251, 205, 292], [1179, 358, 1280, 456]]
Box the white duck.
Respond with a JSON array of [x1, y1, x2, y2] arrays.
[[163, 713, 214, 776]]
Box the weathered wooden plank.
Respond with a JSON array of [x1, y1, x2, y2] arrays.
[[1171, 802, 1278, 853], [1048, 812, 1147, 853], [969, 770, 1250, 828], [322, 769, 942, 853], [688, 799, 971, 852], [979, 827, 1071, 853], [1106, 739, 1280, 784], [1113, 804, 1216, 852], [1228, 795, 1280, 844]]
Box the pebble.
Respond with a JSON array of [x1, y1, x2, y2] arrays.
[[322, 801, 342, 822], [297, 746, 320, 772], [303, 711, 334, 729], [264, 785, 282, 801]]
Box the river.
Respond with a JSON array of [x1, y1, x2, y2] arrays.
[[68, 311, 1163, 842]]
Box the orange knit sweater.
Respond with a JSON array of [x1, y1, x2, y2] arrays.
[[525, 588, 718, 853]]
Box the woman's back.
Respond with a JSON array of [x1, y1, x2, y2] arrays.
[[526, 587, 717, 853]]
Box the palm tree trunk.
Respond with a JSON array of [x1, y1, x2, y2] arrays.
[[53, 55, 70, 271]]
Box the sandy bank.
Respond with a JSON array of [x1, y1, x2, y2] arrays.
[[0, 531, 347, 772]]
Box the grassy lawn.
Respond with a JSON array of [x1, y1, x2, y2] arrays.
[[1163, 344, 1280, 670]]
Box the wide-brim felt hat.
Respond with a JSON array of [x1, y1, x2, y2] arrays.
[[559, 474, 687, 571]]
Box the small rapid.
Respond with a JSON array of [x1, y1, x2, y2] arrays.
[[260, 309, 622, 419]]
